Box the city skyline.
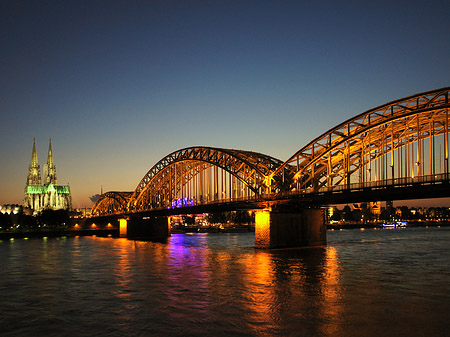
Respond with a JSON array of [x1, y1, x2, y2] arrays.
[[1, 1, 450, 208]]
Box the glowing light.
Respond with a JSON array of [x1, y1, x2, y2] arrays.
[[119, 219, 127, 237], [171, 197, 195, 208], [255, 209, 271, 249]]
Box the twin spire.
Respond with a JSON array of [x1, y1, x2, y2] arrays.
[[44, 139, 57, 185], [27, 138, 57, 186], [27, 138, 41, 186]]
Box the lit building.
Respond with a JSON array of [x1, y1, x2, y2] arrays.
[[0, 204, 21, 215], [23, 139, 72, 213], [351, 201, 381, 215], [73, 208, 92, 217], [327, 206, 337, 219]]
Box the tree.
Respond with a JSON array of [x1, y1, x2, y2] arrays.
[[330, 209, 342, 222], [38, 209, 70, 227], [398, 206, 411, 220], [0, 213, 12, 229], [206, 212, 229, 224], [342, 205, 352, 221], [230, 211, 253, 225]]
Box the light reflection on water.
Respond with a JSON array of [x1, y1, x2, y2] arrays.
[[0, 228, 449, 336]]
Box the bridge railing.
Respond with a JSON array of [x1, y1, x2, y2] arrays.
[[287, 172, 449, 197], [91, 173, 450, 216]]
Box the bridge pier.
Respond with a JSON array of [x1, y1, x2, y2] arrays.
[[255, 208, 326, 249], [120, 216, 171, 241]]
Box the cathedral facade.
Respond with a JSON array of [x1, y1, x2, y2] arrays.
[[23, 139, 72, 213]]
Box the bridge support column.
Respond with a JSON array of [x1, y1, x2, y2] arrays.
[[119, 218, 128, 238], [125, 216, 171, 241], [255, 208, 326, 249]]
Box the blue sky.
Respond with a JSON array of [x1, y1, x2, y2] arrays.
[[1, 0, 449, 207]]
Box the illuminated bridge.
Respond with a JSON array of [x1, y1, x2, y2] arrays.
[[91, 87, 450, 248]]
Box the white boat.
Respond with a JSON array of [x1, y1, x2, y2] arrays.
[[382, 221, 407, 229]]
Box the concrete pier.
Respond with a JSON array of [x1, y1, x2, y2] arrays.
[[255, 208, 326, 249], [124, 216, 171, 241]]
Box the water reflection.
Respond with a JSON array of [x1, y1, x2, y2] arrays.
[[320, 247, 343, 336], [111, 238, 134, 302], [238, 247, 343, 336], [241, 251, 277, 335], [165, 234, 345, 336], [1, 230, 448, 336]]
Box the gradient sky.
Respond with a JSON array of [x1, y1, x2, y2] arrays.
[[1, 0, 450, 208]]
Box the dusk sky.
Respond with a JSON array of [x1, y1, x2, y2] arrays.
[[1, 0, 449, 208]]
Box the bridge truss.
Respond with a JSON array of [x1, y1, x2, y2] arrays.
[[91, 87, 450, 216], [91, 191, 133, 216], [125, 147, 285, 212], [275, 87, 450, 193]]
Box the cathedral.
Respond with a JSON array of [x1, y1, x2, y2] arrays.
[[23, 139, 72, 213]]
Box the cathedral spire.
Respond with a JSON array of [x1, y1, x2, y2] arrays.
[[31, 138, 38, 167], [44, 138, 57, 185], [26, 138, 41, 186], [48, 138, 54, 166]]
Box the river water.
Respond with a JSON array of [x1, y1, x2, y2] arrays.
[[0, 227, 449, 337]]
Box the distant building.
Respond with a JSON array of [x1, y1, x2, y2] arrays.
[[327, 206, 337, 219], [351, 201, 381, 215], [1, 204, 22, 215], [23, 139, 72, 214], [73, 208, 92, 217], [0, 204, 33, 216]]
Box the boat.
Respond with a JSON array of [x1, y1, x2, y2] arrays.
[[382, 221, 407, 229]]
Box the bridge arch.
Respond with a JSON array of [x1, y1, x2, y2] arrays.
[[91, 191, 133, 216], [128, 147, 284, 211], [275, 87, 450, 193]]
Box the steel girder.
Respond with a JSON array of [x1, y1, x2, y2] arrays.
[[91, 191, 133, 215], [90, 87, 450, 217], [275, 87, 450, 192], [129, 147, 284, 211]]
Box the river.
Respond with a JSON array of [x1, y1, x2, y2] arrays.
[[0, 227, 449, 336]]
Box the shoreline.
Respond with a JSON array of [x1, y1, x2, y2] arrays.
[[328, 221, 450, 230], [1, 221, 448, 240], [0, 228, 117, 240]]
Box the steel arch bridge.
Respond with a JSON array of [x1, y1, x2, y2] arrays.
[[274, 86, 450, 194], [92, 191, 133, 216], [91, 87, 450, 216], [128, 147, 285, 211], [92, 147, 286, 215]]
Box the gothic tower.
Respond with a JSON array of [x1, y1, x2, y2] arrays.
[[26, 138, 41, 186], [44, 139, 57, 185], [24, 138, 72, 213]]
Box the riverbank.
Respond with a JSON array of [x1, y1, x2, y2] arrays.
[[0, 226, 254, 239], [2, 221, 448, 239], [328, 220, 450, 230], [0, 228, 117, 240]]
